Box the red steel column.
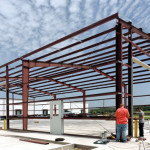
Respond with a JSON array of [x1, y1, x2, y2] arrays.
[[22, 61, 29, 130], [128, 28, 133, 136], [12, 93, 14, 116], [6, 65, 9, 129], [83, 91, 86, 117], [116, 23, 123, 110]]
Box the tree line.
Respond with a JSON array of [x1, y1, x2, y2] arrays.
[[89, 106, 150, 114]]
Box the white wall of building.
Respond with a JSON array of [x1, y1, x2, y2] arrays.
[[0, 99, 88, 116], [64, 102, 88, 114]]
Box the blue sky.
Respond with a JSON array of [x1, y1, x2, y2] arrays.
[[0, 0, 149, 106]]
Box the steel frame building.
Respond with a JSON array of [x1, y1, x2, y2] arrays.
[[0, 13, 150, 137]]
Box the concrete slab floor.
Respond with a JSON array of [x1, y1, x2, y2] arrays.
[[0, 120, 150, 150]]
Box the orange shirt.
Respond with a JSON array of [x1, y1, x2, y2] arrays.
[[116, 108, 129, 124]]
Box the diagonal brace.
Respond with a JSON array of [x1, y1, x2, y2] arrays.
[[8, 83, 55, 97], [93, 68, 116, 82], [93, 67, 125, 87], [48, 78, 84, 93], [29, 87, 56, 97], [122, 36, 150, 57]]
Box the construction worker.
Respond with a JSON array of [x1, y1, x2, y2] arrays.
[[115, 104, 130, 142], [135, 107, 144, 137]]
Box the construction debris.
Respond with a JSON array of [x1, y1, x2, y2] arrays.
[[55, 138, 65, 141], [138, 137, 146, 141], [94, 139, 110, 144], [20, 138, 49, 145]]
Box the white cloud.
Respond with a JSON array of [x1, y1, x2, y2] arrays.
[[50, 0, 67, 8], [109, 0, 118, 5], [0, 0, 149, 66], [69, 0, 81, 13], [0, 0, 18, 18]]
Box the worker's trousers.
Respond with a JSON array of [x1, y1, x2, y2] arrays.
[[139, 123, 144, 137], [116, 124, 128, 141]]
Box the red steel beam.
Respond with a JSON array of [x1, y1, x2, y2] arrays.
[[24, 35, 148, 77], [0, 77, 47, 81], [0, 28, 149, 81], [93, 68, 116, 82], [19, 138, 49, 145], [16, 37, 116, 77], [122, 63, 131, 68], [7, 84, 57, 99], [5, 38, 148, 81], [118, 18, 150, 41], [8, 94, 150, 106], [8, 61, 149, 94], [36, 92, 118, 100], [6, 84, 22, 88], [0, 29, 146, 77], [24, 44, 148, 82], [29, 87, 55, 97], [34, 27, 116, 61], [66, 43, 149, 66], [3, 33, 146, 77], [24, 60, 92, 69], [6, 61, 149, 94], [3, 46, 148, 81], [122, 36, 150, 57], [9, 92, 118, 105], [49, 37, 115, 62], [29, 60, 117, 82], [24, 41, 149, 79], [48, 78, 84, 93], [41, 32, 125, 65], [33, 60, 117, 81], [22, 61, 29, 130]]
